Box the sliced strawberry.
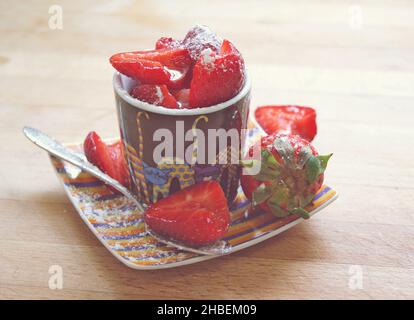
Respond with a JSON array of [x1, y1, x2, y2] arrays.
[[255, 105, 317, 142], [220, 38, 237, 55], [83, 132, 130, 190], [130, 84, 178, 108], [110, 48, 192, 88], [144, 181, 230, 246], [189, 39, 245, 108], [182, 25, 222, 62], [118, 48, 191, 70], [110, 54, 170, 84], [138, 47, 191, 89], [155, 37, 182, 50], [155, 26, 221, 63], [173, 88, 190, 108]]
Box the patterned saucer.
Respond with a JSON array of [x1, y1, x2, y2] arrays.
[[50, 144, 338, 270]]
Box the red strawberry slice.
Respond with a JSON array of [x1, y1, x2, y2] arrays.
[[121, 48, 191, 70], [220, 38, 237, 55], [110, 54, 170, 84], [173, 88, 190, 108], [189, 39, 245, 108], [182, 25, 222, 62], [155, 37, 182, 50], [130, 84, 178, 109], [255, 105, 317, 142], [83, 132, 130, 190], [155, 26, 222, 63], [110, 48, 192, 88], [144, 181, 230, 246]]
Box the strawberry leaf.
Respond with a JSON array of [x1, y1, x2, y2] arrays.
[[317, 153, 333, 172], [239, 159, 255, 168], [291, 207, 310, 219], [267, 198, 290, 218], [261, 149, 280, 167], [305, 153, 333, 183], [268, 182, 289, 206], [252, 183, 273, 206], [305, 155, 321, 183], [250, 149, 281, 182]]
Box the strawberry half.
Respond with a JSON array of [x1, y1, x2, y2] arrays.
[[189, 39, 245, 108], [144, 181, 230, 246], [130, 84, 178, 108], [255, 105, 317, 142], [83, 132, 130, 190], [110, 48, 192, 89], [241, 133, 332, 219]]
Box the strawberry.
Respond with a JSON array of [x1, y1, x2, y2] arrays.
[[83, 132, 130, 190], [189, 39, 245, 108], [255, 105, 317, 142], [110, 54, 170, 84], [241, 133, 332, 219], [144, 181, 230, 246], [111, 26, 246, 107], [109, 48, 192, 89], [130, 84, 178, 108], [173, 88, 190, 108], [155, 26, 222, 63], [182, 25, 222, 62], [124, 48, 191, 70], [155, 37, 182, 50]]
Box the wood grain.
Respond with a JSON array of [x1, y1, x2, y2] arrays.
[[0, 0, 413, 299]]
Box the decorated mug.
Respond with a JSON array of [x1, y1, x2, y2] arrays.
[[113, 72, 251, 205]]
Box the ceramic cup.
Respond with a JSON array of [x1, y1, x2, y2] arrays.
[[113, 72, 251, 205]]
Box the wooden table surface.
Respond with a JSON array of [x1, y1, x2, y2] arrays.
[[1, 0, 413, 300]]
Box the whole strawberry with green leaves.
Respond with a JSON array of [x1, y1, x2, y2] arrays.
[[241, 133, 332, 219]]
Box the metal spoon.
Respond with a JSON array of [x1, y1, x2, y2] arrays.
[[23, 127, 230, 256]]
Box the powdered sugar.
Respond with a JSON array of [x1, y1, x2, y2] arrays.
[[154, 85, 164, 104], [182, 25, 222, 61], [200, 48, 216, 70], [68, 186, 141, 224]]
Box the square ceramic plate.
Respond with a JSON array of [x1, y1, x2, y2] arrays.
[[49, 136, 338, 269]]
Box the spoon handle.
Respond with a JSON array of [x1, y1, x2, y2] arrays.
[[22, 126, 145, 212]]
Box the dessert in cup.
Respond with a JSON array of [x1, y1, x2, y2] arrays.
[[84, 26, 250, 253], [80, 25, 332, 255]]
